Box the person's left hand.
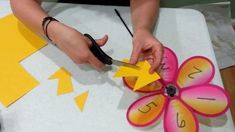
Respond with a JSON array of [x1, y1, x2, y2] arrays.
[[130, 29, 163, 74]]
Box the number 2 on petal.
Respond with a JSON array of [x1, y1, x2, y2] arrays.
[[188, 66, 202, 79], [160, 56, 170, 71]]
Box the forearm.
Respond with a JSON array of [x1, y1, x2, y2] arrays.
[[10, 0, 107, 69], [10, 0, 48, 36], [130, 0, 160, 33]]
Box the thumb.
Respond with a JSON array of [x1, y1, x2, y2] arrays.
[[130, 44, 141, 64], [96, 35, 108, 47]]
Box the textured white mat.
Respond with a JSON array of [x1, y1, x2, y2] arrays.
[[184, 3, 235, 69]]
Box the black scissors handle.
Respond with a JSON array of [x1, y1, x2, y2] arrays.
[[84, 34, 113, 65]]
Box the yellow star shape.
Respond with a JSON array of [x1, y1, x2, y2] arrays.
[[114, 59, 160, 91]]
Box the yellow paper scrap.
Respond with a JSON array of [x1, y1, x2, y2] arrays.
[[49, 67, 74, 95], [74, 91, 89, 112], [0, 14, 46, 61], [0, 14, 47, 107], [114, 59, 140, 77], [0, 62, 39, 106], [114, 60, 160, 91]]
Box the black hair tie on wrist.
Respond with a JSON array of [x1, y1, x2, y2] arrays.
[[42, 16, 59, 42]]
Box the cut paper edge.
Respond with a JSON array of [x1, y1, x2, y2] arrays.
[[0, 14, 47, 62], [49, 67, 74, 95], [114, 59, 160, 91], [113, 59, 140, 78], [0, 14, 47, 107], [134, 70, 160, 91], [0, 63, 39, 107], [123, 77, 163, 93], [74, 91, 89, 112], [48, 67, 71, 79]]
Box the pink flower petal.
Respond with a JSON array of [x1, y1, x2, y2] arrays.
[[164, 98, 198, 132], [127, 93, 167, 127], [181, 84, 230, 116], [158, 47, 178, 83], [176, 56, 215, 88]]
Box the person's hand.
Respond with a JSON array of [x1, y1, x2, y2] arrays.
[[130, 29, 163, 73], [48, 21, 108, 69]]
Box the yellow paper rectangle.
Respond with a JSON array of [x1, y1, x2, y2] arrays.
[[0, 14, 46, 61], [0, 14, 47, 107]]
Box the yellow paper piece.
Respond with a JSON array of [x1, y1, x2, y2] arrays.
[[49, 67, 74, 95], [114, 60, 160, 91], [74, 91, 89, 112], [0, 62, 39, 106], [113, 60, 140, 77], [0, 14, 47, 107], [0, 14, 46, 61]]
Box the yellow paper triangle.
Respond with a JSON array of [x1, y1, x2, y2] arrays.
[[49, 67, 73, 95], [114, 60, 160, 91], [74, 91, 89, 112], [0, 14, 47, 107]]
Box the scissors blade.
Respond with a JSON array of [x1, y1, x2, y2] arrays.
[[112, 59, 140, 69]]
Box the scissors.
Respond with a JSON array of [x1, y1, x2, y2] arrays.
[[84, 34, 139, 69]]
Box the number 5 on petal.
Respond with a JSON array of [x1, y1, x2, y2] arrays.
[[127, 93, 166, 127]]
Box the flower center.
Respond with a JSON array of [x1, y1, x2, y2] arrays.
[[165, 84, 178, 97]]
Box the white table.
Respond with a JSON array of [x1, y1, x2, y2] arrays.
[[0, 1, 234, 132]]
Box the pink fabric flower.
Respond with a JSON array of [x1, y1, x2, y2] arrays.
[[124, 47, 230, 132]]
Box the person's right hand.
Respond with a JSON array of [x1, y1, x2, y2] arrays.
[[47, 21, 108, 69]]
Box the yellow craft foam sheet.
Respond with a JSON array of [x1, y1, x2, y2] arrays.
[[0, 14, 47, 107]]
